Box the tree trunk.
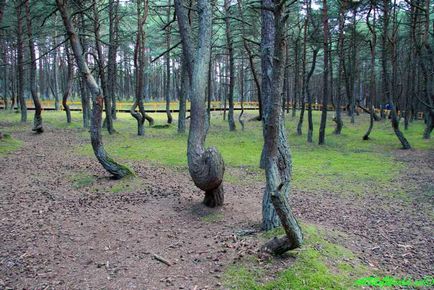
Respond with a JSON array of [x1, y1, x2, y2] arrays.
[[296, 15, 308, 136], [363, 4, 377, 140], [93, 1, 115, 134], [224, 0, 236, 131], [56, 0, 133, 179], [108, 0, 120, 120], [307, 49, 319, 143], [261, 0, 303, 251], [386, 0, 411, 149], [16, 2, 27, 123], [178, 57, 188, 134], [63, 45, 73, 124], [25, 0, 43, 133], [318, 0, 329, 145], [175, 0, 225, 207], [165, 0, 173, 124]]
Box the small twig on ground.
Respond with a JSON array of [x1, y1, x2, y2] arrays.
[[153, 253, 172, 266]]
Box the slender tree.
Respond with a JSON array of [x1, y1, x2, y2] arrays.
[[175, 0, 225, 207], [56, 0, 133, 179], [25, 0, 43, 133], [260, 0, 303, 251]]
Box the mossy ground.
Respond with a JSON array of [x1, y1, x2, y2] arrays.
[[1, 109, 432, 288], [223, 224, 376, 289], [3, 109, 430, 198], [0, 132, 22, 156]]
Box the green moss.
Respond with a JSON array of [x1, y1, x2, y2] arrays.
[[201, 212, 224, 223], [2, 110, 433, 199], [0, 134, 22, 156], [223, 224, 375, 290], [69, 173, 96, 189], [110, 176, 142, 193]]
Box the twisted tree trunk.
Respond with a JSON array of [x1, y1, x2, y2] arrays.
[[56, 0, 133, 179], [25, 0, 43, 133], [261, 0, 303, 251], [175, 0, 225, 207]]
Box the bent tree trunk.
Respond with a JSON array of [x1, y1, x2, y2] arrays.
[[63, 45, 73, 123], [25, 0, 43, 133], [175, 0, 225, 207], [56, 0, 133, 179], [261, 0, 303, 251]]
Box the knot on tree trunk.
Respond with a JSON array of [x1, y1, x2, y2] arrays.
[[189, 147, 225, 207]]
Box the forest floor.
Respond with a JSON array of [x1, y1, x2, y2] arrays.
[[0, 111, 433, 289]]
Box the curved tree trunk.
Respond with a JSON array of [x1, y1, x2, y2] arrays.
[[175, 0, 225, 207], [25, 0, 43, 133], [63, 45, 73, 124], [131, 0, 151, 135], [56, 0, 133, 179], [363, 4, 376, 140], [261, 0, 303, 249]]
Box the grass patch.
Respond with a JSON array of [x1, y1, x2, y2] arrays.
[[109, 176, 142, 193], [201, 212, 224, 223], [69, 173, 96, 189], [0, 134, 22, 156], [223, 224, 375, 290], [2, 109, 433, 198]]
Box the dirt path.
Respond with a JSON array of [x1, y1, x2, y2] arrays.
[[0, 127, 432, 288]]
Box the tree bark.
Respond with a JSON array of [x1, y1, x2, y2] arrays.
[[175, 0, 225, 207], [93, 1, 115, 134], [363, 4, 377, 140], [224, 0, 236, 131], [318, 0, 329, 145], [178, 57, 188, 133], [56, 0, 133, 179], [16, 1, 27, 123], [261, 0, 303, 251], [165, 0, 173, 124], [25, 0, 43, 133], [108, 0, 120, 120], [63, 45, 73, 124]]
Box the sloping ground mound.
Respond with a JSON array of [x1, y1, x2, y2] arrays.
[[0, 126, 432, 289]]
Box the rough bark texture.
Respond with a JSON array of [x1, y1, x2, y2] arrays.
[[261, 0, 303, 251], [25, 0, 43, 133], [363, 4, 376, 141], [93, 1, 114, 134], [56, 0, 133, 179], [177, 58, 188, 134], [384, 0, 411, 149], [108, 0, 120, 120], [306, 49, 319, 143], [224, 0, 236, 131], [131, 0, 150, 136], [175, 0, 225, 207], [296, 15, 308, 136], [16, 2, 27, 123], [318, 0, 329, 145], [165, 0, 173, 124], [63, 45, 73, 124]]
